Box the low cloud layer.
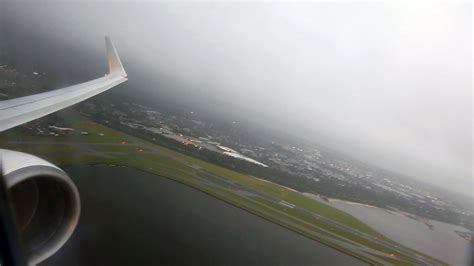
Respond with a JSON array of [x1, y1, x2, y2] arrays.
[[1, 2, 472, 197]]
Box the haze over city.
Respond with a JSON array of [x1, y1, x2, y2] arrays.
[[1, 1, 471, 197]]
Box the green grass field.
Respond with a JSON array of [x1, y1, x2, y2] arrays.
[[0, 109, 446, 266]]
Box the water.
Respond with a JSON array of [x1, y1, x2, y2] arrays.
[[321, 199, 472, 265], [41, 166, 365, 266]]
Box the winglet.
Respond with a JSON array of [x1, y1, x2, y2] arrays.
[[105, 36, 127, 78]]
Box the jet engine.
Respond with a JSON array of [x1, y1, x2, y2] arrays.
[[0, 149, 80, 265]]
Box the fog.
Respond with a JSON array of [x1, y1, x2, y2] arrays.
[[1, 2, 472, 197]]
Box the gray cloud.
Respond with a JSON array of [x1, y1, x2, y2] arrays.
[[2, 2, 472, 197]]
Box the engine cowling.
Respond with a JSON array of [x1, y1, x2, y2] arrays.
[[0, 149, 80, 265]]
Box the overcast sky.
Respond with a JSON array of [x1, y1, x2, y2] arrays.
[[2, 2, 472, 197]]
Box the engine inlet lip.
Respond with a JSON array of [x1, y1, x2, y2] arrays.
[[5, 165, 81, 265]]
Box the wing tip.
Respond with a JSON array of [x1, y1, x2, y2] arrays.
[[105, 36, 127, 78]]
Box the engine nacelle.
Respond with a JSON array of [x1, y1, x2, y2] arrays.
[[0, 149, 80, 265]]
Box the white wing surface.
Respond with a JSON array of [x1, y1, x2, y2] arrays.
[[0, 37, 128, 132]]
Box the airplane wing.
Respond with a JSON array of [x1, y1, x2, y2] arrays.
[[0, 36, 128, 132]]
